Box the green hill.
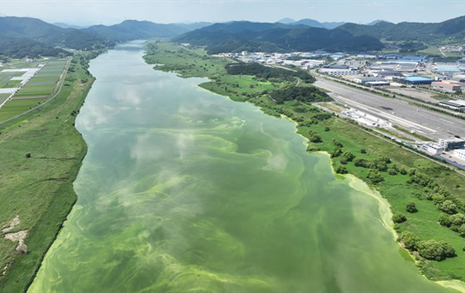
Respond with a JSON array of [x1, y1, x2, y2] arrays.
[[174, 21, 384, 53], [0, 16, 112, 50], [0, 34, 71, 59], [338, 16, 465, 43], [85, 20, 189, 42]]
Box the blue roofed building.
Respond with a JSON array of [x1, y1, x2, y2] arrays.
[[401, 76, 435, 85]]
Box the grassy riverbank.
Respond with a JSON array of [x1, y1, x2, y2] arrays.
[[144, 41, 465, 283], [0, 53, 96, 293]]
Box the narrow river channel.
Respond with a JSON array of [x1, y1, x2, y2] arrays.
[[28, 41, 456, 293]]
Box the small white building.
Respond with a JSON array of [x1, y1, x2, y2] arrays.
[[422, 143, 444, 155], [454, 149, 465, 160]]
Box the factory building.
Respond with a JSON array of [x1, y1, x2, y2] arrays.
[[400, 76, 435, 85], [353, 77, 390, 86], [439, 139, 465, 150], [439, 100, 465, 112], [432, 82, 462, 93], [319, 66, 359, 76]]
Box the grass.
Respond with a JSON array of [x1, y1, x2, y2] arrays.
[[0, 54, 94, 293], [145, 42, 465, 282]]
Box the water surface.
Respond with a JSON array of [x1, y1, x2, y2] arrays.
[[29, 42, 455, 293]]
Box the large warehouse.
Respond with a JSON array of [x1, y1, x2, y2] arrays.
[[401, 76, 435, 85]]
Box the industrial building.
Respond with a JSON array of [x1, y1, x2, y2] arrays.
[[432, 82, 462, 92], [400, 76, 435, 85], [353, 77, 390, 86], [422, 143, 444, 155], [439, 100, 465, 112], [439, 138, 465, 150], [319, 66, 359, 76]]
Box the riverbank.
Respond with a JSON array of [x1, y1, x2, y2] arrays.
[[0, 53, 95, 293], [144, 41, 465, 284]]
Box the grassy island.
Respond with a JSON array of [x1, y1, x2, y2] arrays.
[[0, 52, 97, 293], [144, 41, 465, 283]]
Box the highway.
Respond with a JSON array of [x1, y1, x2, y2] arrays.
[[315, 78, 465, 141]]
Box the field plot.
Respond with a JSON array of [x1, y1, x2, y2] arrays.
[[13, 59, 67, 99], [0, 71, 24, 88], [0, 59, 68, 122], [0, 94, 10, 104], [0, 99, 46, 121]]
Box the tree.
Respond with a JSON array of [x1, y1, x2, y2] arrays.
[[331, 147, 342, 158], [342, 151, 355, 162], [367, 169, 384, 184], [458, 224, 465, 237], [388, 168, 397, 175], [335, 165, 348, 174], [393, 213, 407, 223], [416, 240, 455, 261], [309, 133, 322, 143], [360, 148, 367, 154], [439, 200, 457, 214], [400, 231, 419, 249], [438, 213, 452, 227], [406, 202, 417, 213]]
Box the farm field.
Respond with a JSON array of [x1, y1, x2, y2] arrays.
[[0, 94, 10, 104], [0, 99, 47, 121], [13, 59, 67, 99], [0, 58, 68, 122]]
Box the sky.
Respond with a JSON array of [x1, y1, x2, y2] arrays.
[[1, 0, 465, 26]]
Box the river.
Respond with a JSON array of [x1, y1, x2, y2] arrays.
[[28, 41, 456, 292]]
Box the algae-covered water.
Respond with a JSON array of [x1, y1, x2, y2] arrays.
[[28, 42, 456, 293]]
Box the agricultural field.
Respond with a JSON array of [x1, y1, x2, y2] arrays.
[[13, 59, 67, 99], [0, 58, 68, 122], [0, 94, 10, 104]]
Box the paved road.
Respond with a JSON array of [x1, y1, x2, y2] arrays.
[[315, 78, 465, 141]]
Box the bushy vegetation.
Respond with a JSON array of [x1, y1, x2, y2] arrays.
[[270, 86, 332, 104], [225, 63, 315, 83]]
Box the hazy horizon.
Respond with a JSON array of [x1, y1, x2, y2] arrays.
[[1, 0, 465, 27]]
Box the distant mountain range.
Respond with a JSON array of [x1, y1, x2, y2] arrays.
[[0, 17, 209, 58], [277, 18, 392, 29], [278, 18, 345, 29], [338, 16, 465, 43], [174, 21, 384, 53], [1, 15, 464, 58]]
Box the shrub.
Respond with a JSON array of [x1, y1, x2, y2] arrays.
[[439, 200, 457, 214], [393, 213, 407, 223], [360, 148, 367, 154], [367, 169, 384, 184], [335, 165, 348, 174], [406, 202, 417, 213], [400, 231, 419, 249], [438, 213, 452, 227], [416, 240, 453, 261]]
